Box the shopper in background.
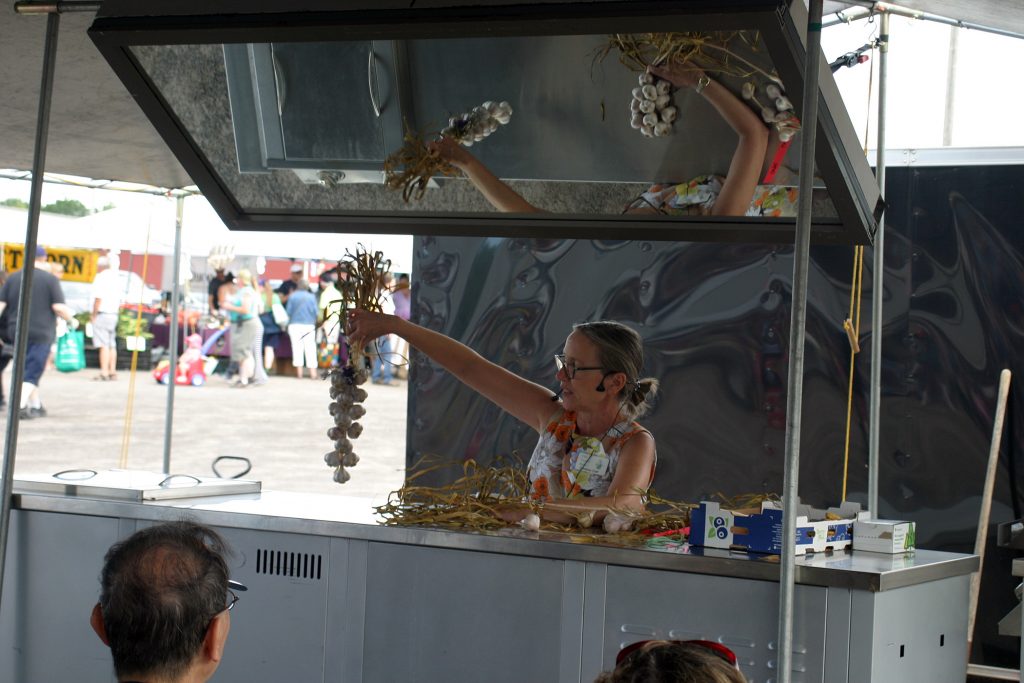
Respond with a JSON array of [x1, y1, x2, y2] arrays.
[[207, 264, 230, 314], [284, 279, 318, 379], [90, 255, 122, 381], [390, 273, 411, 380], [0, 247, 79, 419], [259, 280, 286, 372], [219, 269, 259, 388], [369, 272, 396, 386]]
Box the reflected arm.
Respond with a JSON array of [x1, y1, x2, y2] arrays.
[[432, 137, 542, 213]]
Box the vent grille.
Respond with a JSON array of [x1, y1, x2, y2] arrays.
[[255, 548, 323, 580]]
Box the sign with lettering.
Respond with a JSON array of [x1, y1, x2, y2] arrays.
[[2, 244, 99, 283]]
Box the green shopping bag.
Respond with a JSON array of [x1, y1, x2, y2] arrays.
[[55, 330, 86, 372]]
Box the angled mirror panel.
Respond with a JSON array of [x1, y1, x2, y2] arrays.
[[90, 0, 880, 244]]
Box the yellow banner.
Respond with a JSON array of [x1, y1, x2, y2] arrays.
[[2, 244, 99, 283]]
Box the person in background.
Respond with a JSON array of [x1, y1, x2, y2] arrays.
[[90, 521, 244, 683], [219, 269, 258, 388], [207, 264, 230, 314], [390, 273, 411, 380], [284, 279, 318, 379], [595, 640, 747, 683], [259, 280, 285, 372], [0, 247, 79, 419], [45, 261, 67, 372], [277, 263, 304, 298], [318, 269, 343, 347], [248, 279, 268, 388], [91, 255, 122, 381], [369, 272, 395, 386]]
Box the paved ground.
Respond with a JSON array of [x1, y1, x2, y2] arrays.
[[0, 362, 408, 505]]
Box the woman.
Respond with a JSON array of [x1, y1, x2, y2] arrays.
[[348, 310, 659, 524], [259, 280, 286, 372], [596, 640, 747, 683], [431, 63, 783, 218], [219, 268, 258, 387]]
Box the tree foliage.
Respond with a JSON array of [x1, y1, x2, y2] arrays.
[[1, 198, 28, 209], [41, 198, 90, 217]]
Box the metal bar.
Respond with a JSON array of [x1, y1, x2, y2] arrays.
[[777, 1, 824, 681], [162, 195, 185, 474], [868, 13, 889, 518], [14, 1, 102, 14], [823, 2, 1024, 41], [965, 663, 1020, 681], [0, 11, 61, 609]]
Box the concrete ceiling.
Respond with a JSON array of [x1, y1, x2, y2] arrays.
[[1, 2, 1022, 190]]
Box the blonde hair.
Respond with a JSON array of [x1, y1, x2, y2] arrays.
[[572, 320, 659, 420], [236, 268, 255, 287]]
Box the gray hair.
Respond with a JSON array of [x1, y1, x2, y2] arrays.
[[573, 320, 659, 420]]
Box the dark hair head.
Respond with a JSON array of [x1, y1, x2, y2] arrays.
[[595, 641, 747, 683], [572, 320, 659, 419], [98, 521, 231, 680]]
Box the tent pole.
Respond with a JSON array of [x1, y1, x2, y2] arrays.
[[868, 13, 889, 517], [162, 195, 185, 473], [777, 1, 823, 681], [0, 10, 61, 610]]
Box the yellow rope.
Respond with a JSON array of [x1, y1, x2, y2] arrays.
[[118, 212, 154, 468], [841, 43, 877, 502]]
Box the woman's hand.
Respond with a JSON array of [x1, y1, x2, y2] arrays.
[[428, 136, 474, 170], [347, 308, 397, 347], [649, 63, 705, 90]]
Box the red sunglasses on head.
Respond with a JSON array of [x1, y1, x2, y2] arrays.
[[616, 639, 739, 668]]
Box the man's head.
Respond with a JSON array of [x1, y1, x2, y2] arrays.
[[97, 256, 111, 272], [290, 263, 303, 282], [34, 246, 48, 264], [91, 521, 237, 683]]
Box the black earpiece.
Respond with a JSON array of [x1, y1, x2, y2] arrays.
[[595, 372, 610, 392]]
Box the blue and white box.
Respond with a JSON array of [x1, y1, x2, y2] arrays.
[[690, 500, 861, 555]]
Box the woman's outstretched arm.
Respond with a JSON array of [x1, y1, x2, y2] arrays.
[[430, 137, 543, 213], [650, 64, 769, 217], [348, 309, 557, 432]]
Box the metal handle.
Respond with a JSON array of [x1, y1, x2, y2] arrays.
[[158, 474, 201, 488], [367, 48, 381, 118], [53, 469, 97, 481], [271, 45, 286, 116], [212, 455, 252, 480]]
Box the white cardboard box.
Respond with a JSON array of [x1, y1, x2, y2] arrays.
[[853, 518, 916, 553]]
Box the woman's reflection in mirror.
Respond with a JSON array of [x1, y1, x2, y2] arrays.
[[431, 62, 798, 218]]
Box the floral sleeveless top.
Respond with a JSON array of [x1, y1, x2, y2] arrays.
[[526, 410, 655, 501]]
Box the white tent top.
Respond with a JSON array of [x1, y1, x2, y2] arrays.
[[0, 200, 414, 272]]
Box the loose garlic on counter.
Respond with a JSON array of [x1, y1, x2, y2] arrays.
[[520, 513, 541, 531]]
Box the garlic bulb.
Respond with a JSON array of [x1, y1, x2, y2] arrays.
[[641, 84, 658, 100], [661, 106, 678, 123], [323, 450, 341, 467], [639, 72, 654, 86], [775, 96, 793, 112], [656, 80, 671, 95], [520, 513, 541, 531], [779, 129, 795, 142], [761, 108, 775, 123], [742, 82, 755, 100], [640, 124, 654, 137], [639, 100, 656, 115], [347, 422, 363, 439], [632, 87, 644, 101], [630, 113, 643, 129], [630, 99, 640, 113], [655, 93, 670, 110], [602, 512, 635, 533], [653, 121, 671, 137], [342, 451, 359, 467], [333, 466, 350, 484], [352, 387, 368, 403], [642, 112, 658, 127], [766, 83, 782, 99]]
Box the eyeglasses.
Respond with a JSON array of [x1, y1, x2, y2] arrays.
[[615, 639, 739, 668], [554, 354, 604, 379], [225, 579, 247, 612]]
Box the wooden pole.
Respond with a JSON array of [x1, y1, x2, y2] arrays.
[[968, 368, 1012, 657]]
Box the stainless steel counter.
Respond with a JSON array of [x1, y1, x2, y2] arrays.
[[13, 489, 977, 592]]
